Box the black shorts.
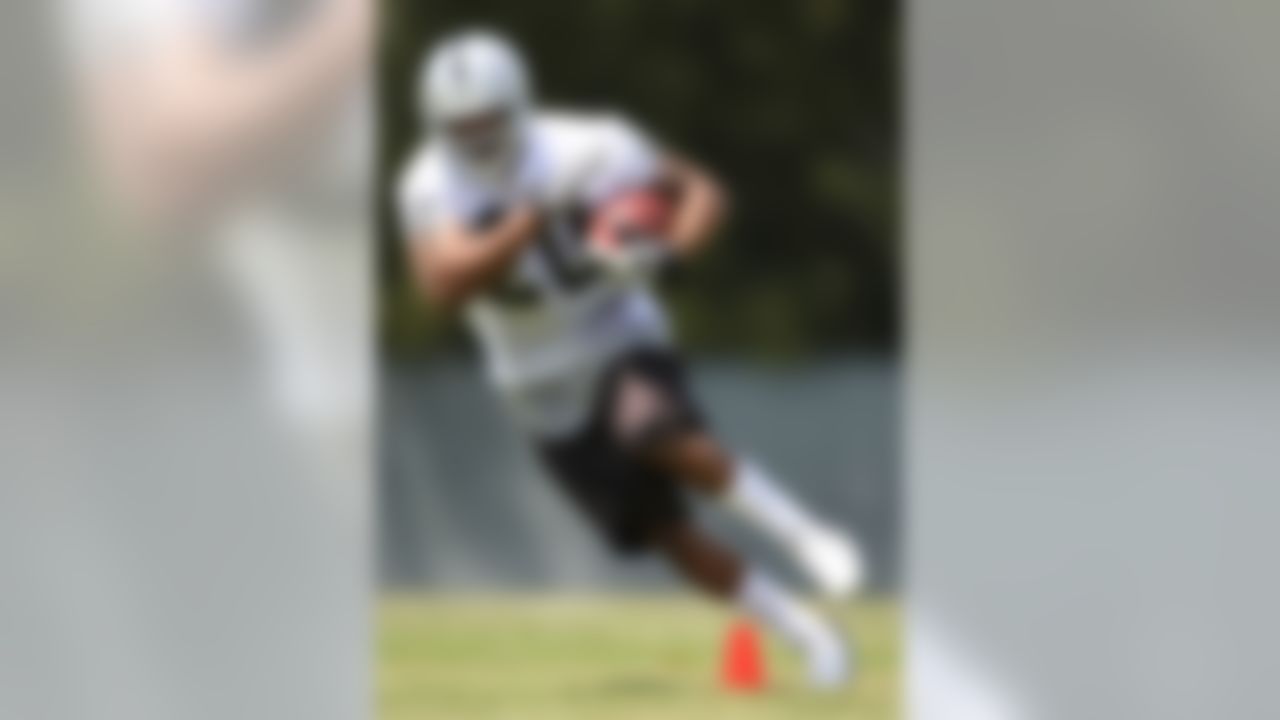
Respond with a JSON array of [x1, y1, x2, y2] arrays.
[[535, 348, 706, 556]]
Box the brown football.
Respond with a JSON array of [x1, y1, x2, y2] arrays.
[[587, 187, 674, 252]]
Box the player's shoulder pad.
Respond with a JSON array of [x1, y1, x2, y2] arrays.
[[397, 142, 446, 202], [396, 142, 448, 238], [536, 109, 650, 152]]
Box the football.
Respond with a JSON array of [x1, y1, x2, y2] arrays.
[[587, 186, 674, 252]]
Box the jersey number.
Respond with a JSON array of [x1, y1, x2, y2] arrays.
[[490, 211, 599, 307]]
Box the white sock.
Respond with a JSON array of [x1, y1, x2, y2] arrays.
[[724, 458, 822, 548], [736, 570, 827, 648]]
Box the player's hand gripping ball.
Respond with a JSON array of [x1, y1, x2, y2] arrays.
[[588, 186, 673, 251], [587, 187, 674, 279]]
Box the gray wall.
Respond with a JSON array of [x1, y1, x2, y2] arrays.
[[379, 357, 898, 593]]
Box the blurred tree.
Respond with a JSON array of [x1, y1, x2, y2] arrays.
[[379, 0, 898, 361]]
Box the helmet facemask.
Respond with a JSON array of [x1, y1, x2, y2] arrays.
[[422, 30, 533, 185]]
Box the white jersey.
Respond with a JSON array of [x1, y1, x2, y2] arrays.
[[398, 111, 673, 435]]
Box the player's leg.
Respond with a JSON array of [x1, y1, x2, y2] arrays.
[[610, 355, 863, 597], [649, 515, 741, 598], [650, 521, 850, 687], [535, 351, 854, 688], [650, 433, 862, 597]]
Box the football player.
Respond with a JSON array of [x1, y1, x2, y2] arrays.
[[398, 28, 862, 687]]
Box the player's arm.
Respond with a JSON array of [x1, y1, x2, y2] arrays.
[[408, 206, 542, 309], [660, 153, 729, 259]]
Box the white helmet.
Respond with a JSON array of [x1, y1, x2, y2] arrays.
[[420, 30, 532, 177]]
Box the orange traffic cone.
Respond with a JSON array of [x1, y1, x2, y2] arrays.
[[720, 619, 768, 692]]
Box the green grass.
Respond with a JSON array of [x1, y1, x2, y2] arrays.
[[379, 594, 900, 720]]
